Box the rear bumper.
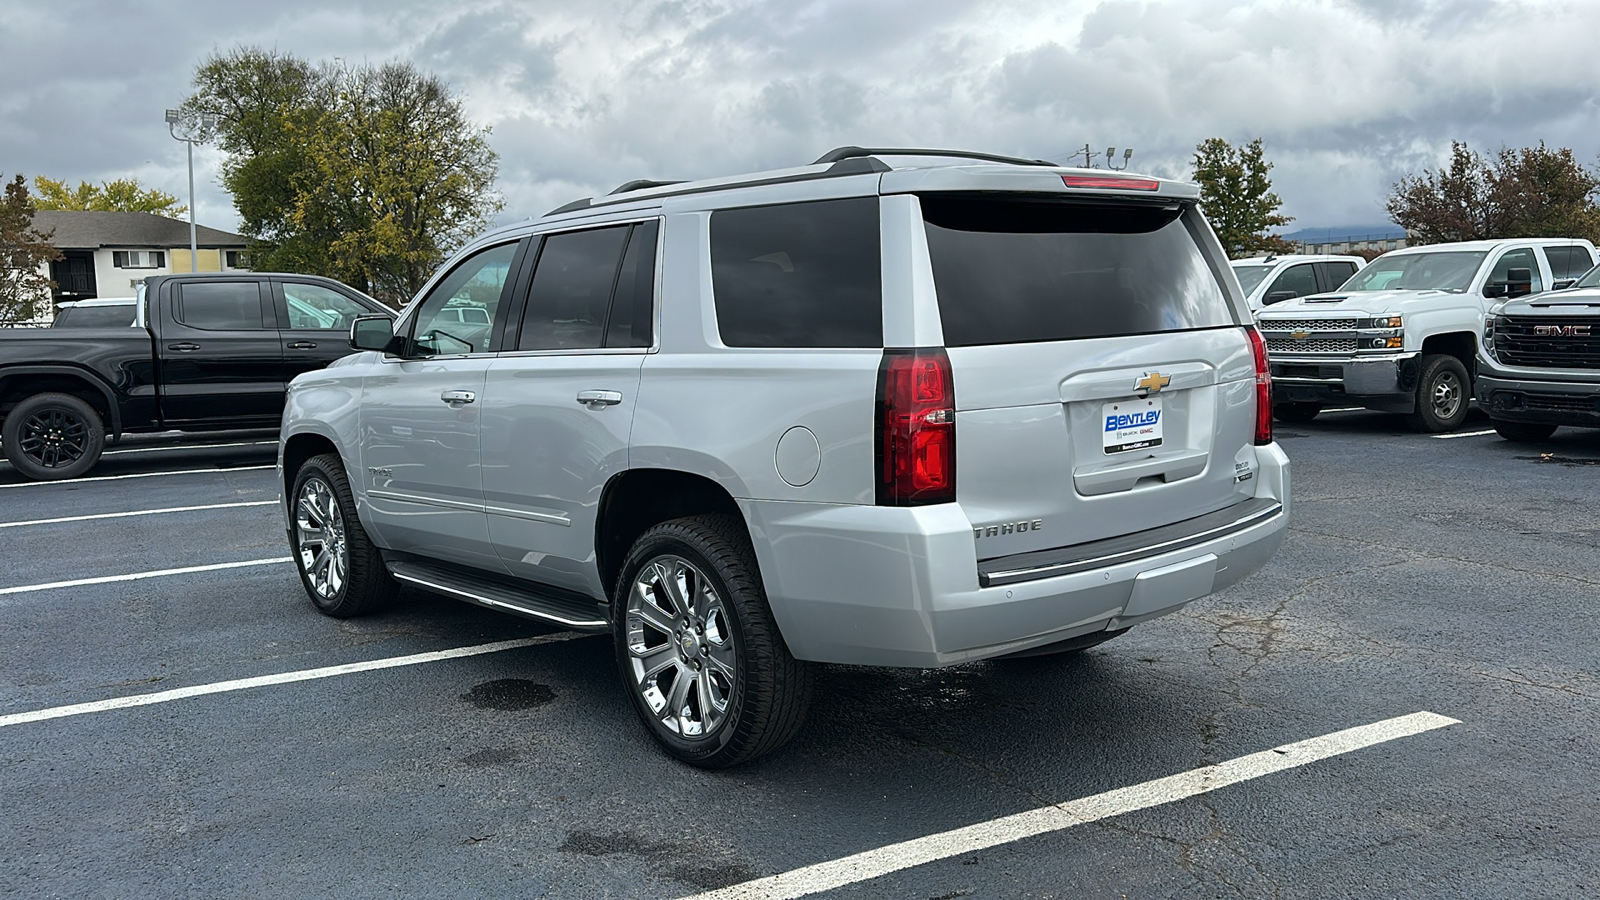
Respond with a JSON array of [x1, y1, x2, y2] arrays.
[[1476, 370, 1600, 427], [742, 443, 1290, 667], [1270, 353, 1418, 410]]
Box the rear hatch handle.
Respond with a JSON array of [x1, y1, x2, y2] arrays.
[[1074, 448, 1209, 496]]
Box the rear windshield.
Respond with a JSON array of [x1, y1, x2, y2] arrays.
[[922, 197, 1236, 347], [54, 305, 136, 327]]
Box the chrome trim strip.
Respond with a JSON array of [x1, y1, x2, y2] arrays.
[[981, 502, 1284, 587], [483, 504, 571, 526], [391, 571, 607, 628], [369, 490, 484, 513]]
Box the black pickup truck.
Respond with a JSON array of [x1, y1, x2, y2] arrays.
[[0, 272, 392, 480]]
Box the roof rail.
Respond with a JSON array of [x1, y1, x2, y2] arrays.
[[812, 146, 1060, 168], [609, 179, 685, 195]]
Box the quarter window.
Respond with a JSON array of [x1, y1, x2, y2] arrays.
[[605, 221, 659, 349], [710, 198, 882, 348], [176, 282, 267, 330], [406, 242, 518, 356]]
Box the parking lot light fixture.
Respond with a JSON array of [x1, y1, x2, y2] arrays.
[[165, 109, 216, 272]]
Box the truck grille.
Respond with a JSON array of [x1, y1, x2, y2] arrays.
[[1526, 394, 1600, 412], [1258, 318, 1360, 332], [1495, 315, 1600, 369], [1267, 337, 1358, 354]]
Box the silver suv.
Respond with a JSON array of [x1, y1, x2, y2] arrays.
[[278, 147, 1290, 767]]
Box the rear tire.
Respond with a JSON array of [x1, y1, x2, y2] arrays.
[[1, 392, 105, 481], [1407, 354, 1470, 433], [1491, 419, 1558, 442], [1272, 402, 1322, 424], [613, 514, 813, 768], [289, 453, 397, 617]]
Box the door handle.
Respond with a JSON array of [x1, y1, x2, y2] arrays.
[[576, 390, 623, 408], [441, 390, 477, 405], [167, 342, 201, 352], [287, 341, 318, 350]]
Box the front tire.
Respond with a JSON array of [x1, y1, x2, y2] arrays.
[[1407, 354, 1470, 433], [289, 453, 396, 617], [1491, 419, 1558, 442], [613, 514, 813, 768], [2, 392, 105, 481], [1273, 402, 1322, 424]]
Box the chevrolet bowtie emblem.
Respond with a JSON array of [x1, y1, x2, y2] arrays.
[[1291, 330, 1310, 340], [1135, 372, 1171, 394]]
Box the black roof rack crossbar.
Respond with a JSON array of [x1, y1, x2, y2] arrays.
[[812, 146, 1059, 168], [543, 157, 890, 218], [609, 179, 686, 195]]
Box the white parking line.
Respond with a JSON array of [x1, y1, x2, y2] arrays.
[[1322, 407, 1364, 413], [1434, 429, 1497, 439], [684, 711, 1460, 900], [103, 440, 278, 456], [0, 557, 292, 596], [0, 465, 274, 489], [0, 501, 277, 530], [0, 634, 583, 730]]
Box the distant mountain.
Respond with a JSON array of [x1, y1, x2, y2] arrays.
[[1280, 224, 1406, 242]]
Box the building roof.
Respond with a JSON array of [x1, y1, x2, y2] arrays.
[[1281, 224, 1407, 242], [31, 210, 246, 250]]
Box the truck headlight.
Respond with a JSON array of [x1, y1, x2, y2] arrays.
[[1368, 315, 1403, 328]]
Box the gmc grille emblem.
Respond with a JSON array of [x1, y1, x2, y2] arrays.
[[1533, 324, 1592, 337]]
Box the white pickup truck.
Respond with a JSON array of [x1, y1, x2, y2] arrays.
[[1255, 238, 1598, 431]]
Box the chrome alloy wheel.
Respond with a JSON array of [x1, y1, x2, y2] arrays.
[[294, 477, 348, 600], [1430, 370, 1464, 421], [625, 556, 737, 738], [19, 408, 89, 470]]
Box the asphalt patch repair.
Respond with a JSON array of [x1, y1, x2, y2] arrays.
[[461, 678, 557, 710]]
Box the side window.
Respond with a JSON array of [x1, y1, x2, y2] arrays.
[[1546, 246, 1594, 281], [710, 197, 881, 348], [406, 242, 518, 356], [1265, 263, 1318, 302], [281, 283, 374, 331], [517, 226, 631, 351], [1317, 261, 1359, 290], [176, 282, 268, 330], [604, 220, 659, 349], [1489, 248, 1543, 293]]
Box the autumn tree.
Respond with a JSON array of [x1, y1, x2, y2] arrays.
[[183, 48, 502, 304], [0, 175, 62, 327], [1191, 137, 1294, 257], [1387, 141, 1600, 245], [33, 176, 185, 217]]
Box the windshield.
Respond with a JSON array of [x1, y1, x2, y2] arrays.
[[1573, 263, 1600, 289], [1230, 264, 1272, 295], [1343, 251, 1485, 292]]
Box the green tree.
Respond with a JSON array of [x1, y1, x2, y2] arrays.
[[1387, 141, 1600, 245], [0, 175, 62, 326], [1191, 137, 1293, 257], [33, 176, 185, 216], [183, 48, 502, 303]]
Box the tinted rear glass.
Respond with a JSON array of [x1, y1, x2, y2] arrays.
[[177, 282, 266, 330], [922, 197, 1235, 347], [54, 305, 136, 327], [710, 197, 881, 348]]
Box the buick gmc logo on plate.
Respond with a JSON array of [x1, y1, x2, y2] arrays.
[[1534, 324, 1592, 337]]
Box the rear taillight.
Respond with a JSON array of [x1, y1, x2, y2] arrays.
[[876, 348, 956, 505], [1246, 326, 1272, 445]]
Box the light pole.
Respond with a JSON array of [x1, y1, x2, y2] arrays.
[[165, 109, 216, 273]]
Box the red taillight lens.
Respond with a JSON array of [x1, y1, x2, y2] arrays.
[[1061, 174, 1160, 191], [1246, 326, 1272, 445], [876, 348, 956, 505]]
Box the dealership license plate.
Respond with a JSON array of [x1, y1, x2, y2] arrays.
[[1102, 398, 1163, 454]]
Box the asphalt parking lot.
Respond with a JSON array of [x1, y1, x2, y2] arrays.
[[3, 415, 1598, 899]]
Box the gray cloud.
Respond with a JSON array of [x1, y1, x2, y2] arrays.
[[2, 0, 1597, 241]]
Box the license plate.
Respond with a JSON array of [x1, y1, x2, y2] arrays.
[[1102, 398, 1163, 454]]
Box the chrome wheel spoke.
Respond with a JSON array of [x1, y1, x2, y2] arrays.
[[632, 643, 679, 680], [627, 553, 739, 739], [294, 476, 348, 600], [667, 667, 695, 729]]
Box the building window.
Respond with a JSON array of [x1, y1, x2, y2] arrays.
[[225, 250, 247, 268], [112, 250, 165, 269]]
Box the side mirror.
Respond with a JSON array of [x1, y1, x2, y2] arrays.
[[1506, 267, 1533, 297], [1264, 290, 1297, 306], [350, 315, 395, 352], [1553, 279, 1576, 291], [1483, 283, 1507, 299]]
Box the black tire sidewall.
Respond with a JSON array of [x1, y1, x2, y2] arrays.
[[1273, 402, 1322, 424], [1492, 419, 1557, 442], [2, 393, 105, 481], [612, 525, 753, 764], [1413, 355, 1470, 432]]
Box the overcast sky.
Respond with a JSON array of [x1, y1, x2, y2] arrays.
[[3, 0, 1597, 239]]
